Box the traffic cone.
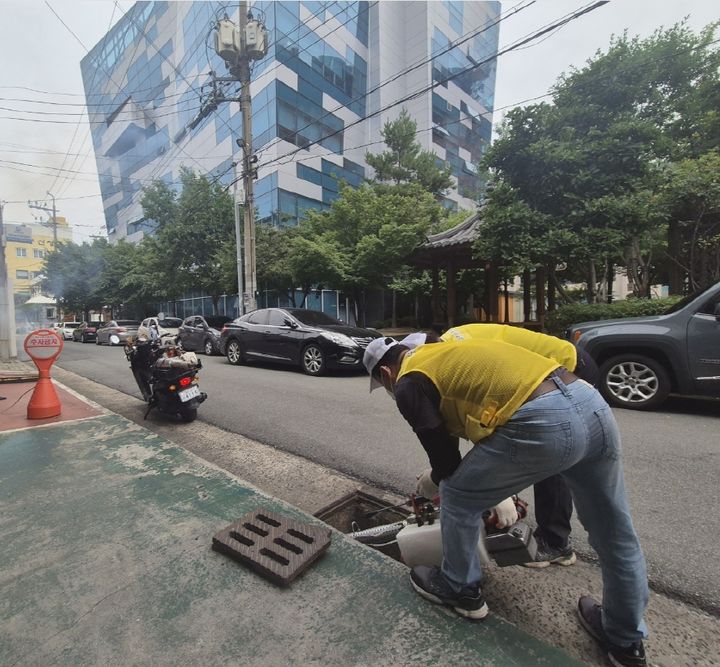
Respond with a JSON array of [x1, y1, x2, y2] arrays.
[[24, 328, 63, 419]]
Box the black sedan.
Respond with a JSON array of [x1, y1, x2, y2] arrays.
[[72, 321, 103, 343], [219, 308, 382, 376], [177, 315, 233, 355]]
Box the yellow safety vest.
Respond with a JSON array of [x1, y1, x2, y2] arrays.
[[441, 324, 577, 371], [398, 340, 559, 443]]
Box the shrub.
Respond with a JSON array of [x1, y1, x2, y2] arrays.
[[544, 297, 681, 336]]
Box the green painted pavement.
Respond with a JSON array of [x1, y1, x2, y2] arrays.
[[0, 414, 581, 666]]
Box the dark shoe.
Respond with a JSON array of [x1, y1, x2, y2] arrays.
[[410, 565, 489, 620], [577, 596, 647, 667], [523, 539, 577, 568]]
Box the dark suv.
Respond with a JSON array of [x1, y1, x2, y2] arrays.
[[177, 315, 233, 355], [219, 308, 381, 376], [567, 281, 720, 409]]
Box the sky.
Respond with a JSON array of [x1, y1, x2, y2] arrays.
[[0, 0, 717, 244]]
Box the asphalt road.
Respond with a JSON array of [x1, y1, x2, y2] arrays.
[[50, 338, 720, 615]]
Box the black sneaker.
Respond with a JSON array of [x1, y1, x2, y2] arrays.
[[577, 596, 647, 667], [523, 538, 577, 568], [410, 565, 489, 620]]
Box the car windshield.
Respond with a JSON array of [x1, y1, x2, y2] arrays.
[[288, 309, 342, 326], [117, 320, 140, 326], [158, 318, 182, 328], [662, 284, 714, 314], [205, 316, 232, 328], [65, 323, 80, 328]]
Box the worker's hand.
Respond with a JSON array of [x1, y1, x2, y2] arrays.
[[490, 497, 519, 529], [415, 469, 439, 499]]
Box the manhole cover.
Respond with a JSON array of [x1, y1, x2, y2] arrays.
[[212, 509, 331, 586]]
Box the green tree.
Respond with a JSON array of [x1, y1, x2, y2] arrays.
[[482, 21, 720, 299], [96, 239, 160, 315], [141, 168, 236, 313], [42, 239, 106, 319], [366, 108, 453, 197], [660, 150, 720, 289], [254, 222, 297, 304], [302, 183, 441, 324]]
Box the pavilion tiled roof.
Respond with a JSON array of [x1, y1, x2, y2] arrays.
[[409, 210, 483, 268]]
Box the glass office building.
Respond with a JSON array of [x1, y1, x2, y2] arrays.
[[81, 1, 499, 242]]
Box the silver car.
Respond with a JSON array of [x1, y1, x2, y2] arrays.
[[96, 320, 140, 346]]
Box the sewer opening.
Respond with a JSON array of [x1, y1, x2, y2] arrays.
[[314, 488, 410, 563], [314, 488, 539, 568]]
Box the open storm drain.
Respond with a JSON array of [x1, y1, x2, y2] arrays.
[[212, 509, 332, 586]]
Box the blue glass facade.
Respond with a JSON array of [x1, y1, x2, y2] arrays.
[[81, 1, 498, 238], [429, 1, 499, 202]]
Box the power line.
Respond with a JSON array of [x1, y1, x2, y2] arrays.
[[258, 2, 610, 172], [251, 0, 537, 165], [96, 0, 340, 217], [47, 2, 119, 197]]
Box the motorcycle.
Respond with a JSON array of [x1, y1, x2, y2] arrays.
[[125, 335, 207, 422]]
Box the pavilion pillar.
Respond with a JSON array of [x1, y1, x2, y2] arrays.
[[523, 269, 532, 322], [535, 266, 546, 328], [447, 259, 456, 327], [431, 265, 440, 323]]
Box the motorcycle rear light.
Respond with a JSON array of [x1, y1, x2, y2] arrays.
[[179, 376, 192, 388]]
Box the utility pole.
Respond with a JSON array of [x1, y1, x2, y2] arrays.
[[28, 194, 59, 249], [237, 2, 255, 313], [213, 2, 266, 314], [28, 192, 59, 320], [0, 200, 17, 360]]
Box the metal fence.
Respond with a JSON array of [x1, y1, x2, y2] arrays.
[[157, 289, 356, 325]]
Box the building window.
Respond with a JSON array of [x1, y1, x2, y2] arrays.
[[34, 249, 45, 258], [16, 270, 29, 279], [16, 247, 27, 257]]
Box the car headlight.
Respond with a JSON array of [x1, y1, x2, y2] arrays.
[[323, 332, 356, 347]]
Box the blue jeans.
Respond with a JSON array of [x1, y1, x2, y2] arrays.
[[439, 374, 649, 646]]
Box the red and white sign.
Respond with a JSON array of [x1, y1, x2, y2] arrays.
[[24, 329, 64, 361]]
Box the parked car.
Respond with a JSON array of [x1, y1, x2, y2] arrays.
[[55, 322, 82, 340], [177, 315, 233, 355], [567, 280, 720, 410], [219, 307, 382, 376], [96, 320, 140, 346], [137, 316, 183, 340], [73, 321, 103, 343]]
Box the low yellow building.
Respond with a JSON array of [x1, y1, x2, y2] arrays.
[[5, 216, 72, 299]]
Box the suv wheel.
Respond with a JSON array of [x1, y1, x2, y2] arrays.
[[203, 339, 214, 356], [226, 339, 244, 365], [598, 354, 671, 410], [301, 344, 326, 376]]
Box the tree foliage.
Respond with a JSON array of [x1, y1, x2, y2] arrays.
[[481, 20, 720, 300], [141, 168, 236, 312], [366, 108, 453, 197], [42, 240, 106, 318], [660, 150, 720, 289]]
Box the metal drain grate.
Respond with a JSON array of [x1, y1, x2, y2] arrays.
[[212, 509, 332, 586]]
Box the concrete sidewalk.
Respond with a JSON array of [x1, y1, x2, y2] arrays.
[[0, 371, 578, 666], [3, 360, 719, 666]]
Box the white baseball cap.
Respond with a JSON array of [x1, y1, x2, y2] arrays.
[[363, 336, 401, 391], [399, 332, 428, 350]]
